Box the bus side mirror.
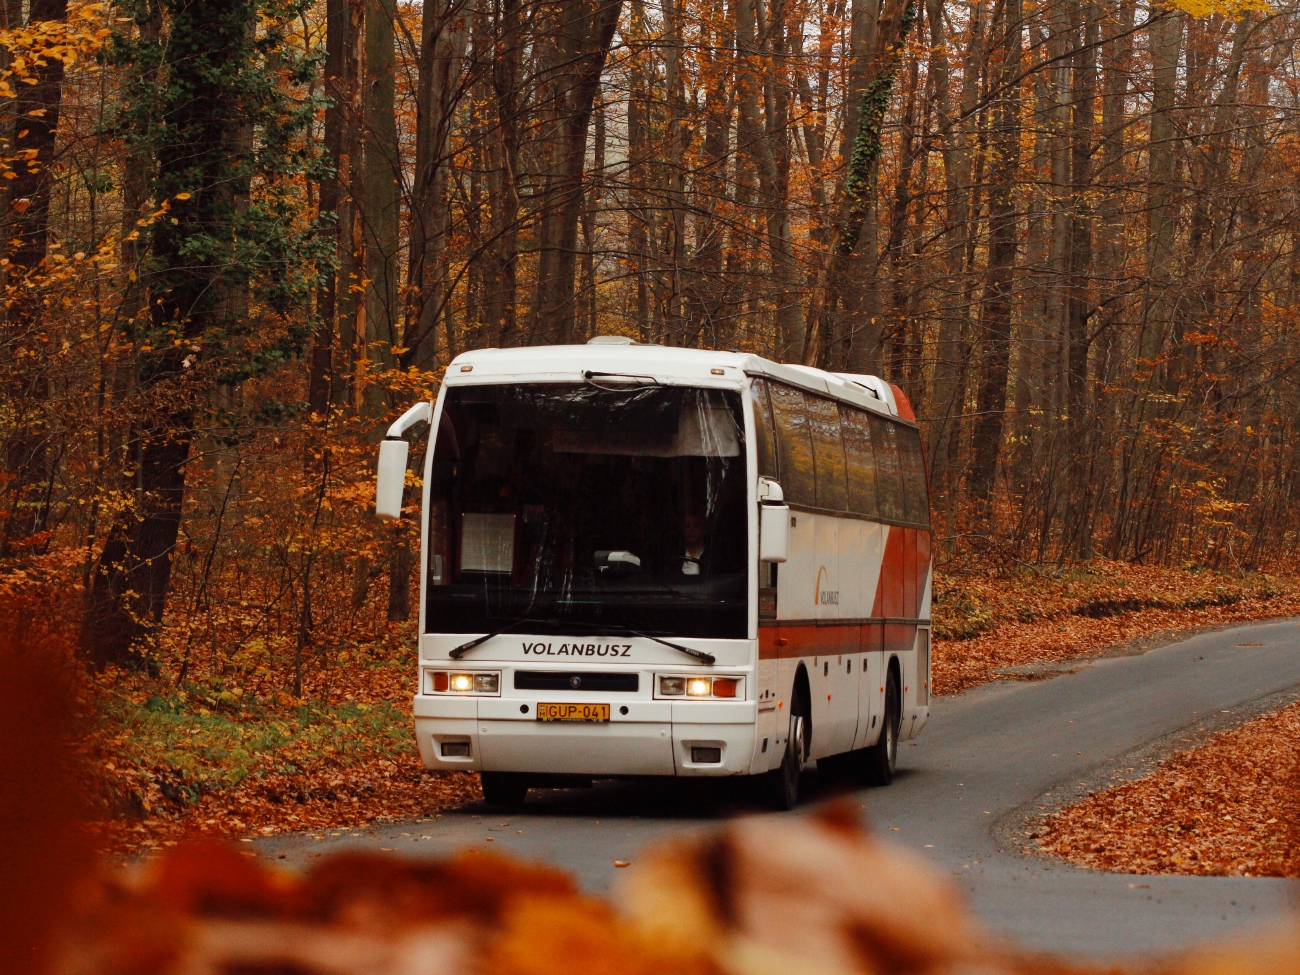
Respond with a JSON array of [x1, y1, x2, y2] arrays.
[[760, 504, 789, 563], [375, 439, 410, 521], [375, 401, 433, 521]]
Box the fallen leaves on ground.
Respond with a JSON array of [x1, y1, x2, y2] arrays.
[[80, 557, 1300, 853], [91, 756, 482, 855], [84, 651, 483, 852], [1034, 702, 1300, 876], [932, 561, 1299, 695]]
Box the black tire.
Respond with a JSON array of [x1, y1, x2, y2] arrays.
[[862, 671, 900, 786], [480, 771, 529, 809], [760, 700, 807, 810]]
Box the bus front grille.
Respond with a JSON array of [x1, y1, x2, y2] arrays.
[[513, 671, 640, 692]]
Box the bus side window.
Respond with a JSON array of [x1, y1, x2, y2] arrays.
[[871, 416, 906, 522], [806, 393, 847, 511], [750, 377, 779, 480], [767, 381, 816, 506], [898, 426, 930, 526], [840, 405, 880, 519]]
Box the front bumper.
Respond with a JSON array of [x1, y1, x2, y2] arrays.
[[413, 695, 759, 777]]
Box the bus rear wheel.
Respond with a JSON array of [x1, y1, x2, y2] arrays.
[[480, 771, 529, 809], [862, 673, 900, 786]]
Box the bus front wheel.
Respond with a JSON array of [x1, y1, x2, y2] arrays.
[[761, 705, 807, 810], [862, 673, 900, 786], [481, 771, 529, 809]]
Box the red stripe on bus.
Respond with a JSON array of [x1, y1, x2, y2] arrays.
[[759, 621, 917, 660], [868, 525, 932, 620], [889, 383, 917, 423], [871, 526, 907, 619], [916, 529, 932, 614]]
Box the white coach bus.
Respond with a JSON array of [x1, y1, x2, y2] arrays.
[[375, 337, 932, 809]]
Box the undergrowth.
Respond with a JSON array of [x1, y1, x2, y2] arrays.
[[92, 672, 414, 816], [931, 560, 1283, 641]]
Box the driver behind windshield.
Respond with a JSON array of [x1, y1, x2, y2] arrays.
[[677, 509, 709, 576]]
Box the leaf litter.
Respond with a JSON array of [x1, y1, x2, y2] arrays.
[[82, 557, 1300, 854], [1033, 702, 1300, 877]]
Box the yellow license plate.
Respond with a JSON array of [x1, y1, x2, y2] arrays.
[[537, 702, 610, 722]]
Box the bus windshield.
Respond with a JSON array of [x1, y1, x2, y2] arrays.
[[426, 383, 748, 638]]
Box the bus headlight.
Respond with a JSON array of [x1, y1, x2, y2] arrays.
[[450, 673, 474, 692], [656, 675, 743, 699], [686, 678, 712, 697], [425, 671, 501, 695]]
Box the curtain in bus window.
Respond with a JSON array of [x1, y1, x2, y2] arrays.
[[805, 393, 847, 511], [749, 378, 779, 479], [767, 381, 816, 506], [839, 405, 880, 518], [870, 416, 906, 522], [898, 426, 930, 526]]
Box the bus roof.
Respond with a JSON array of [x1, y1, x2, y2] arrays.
[[445, 339, 908, 421]]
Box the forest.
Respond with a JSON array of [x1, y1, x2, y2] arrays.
[[0, 0, 1297, 711]]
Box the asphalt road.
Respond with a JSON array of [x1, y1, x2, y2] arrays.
[[258, 619, 1300, 958]]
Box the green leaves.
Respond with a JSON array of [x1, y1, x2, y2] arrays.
[[107, 0, 328, 387]]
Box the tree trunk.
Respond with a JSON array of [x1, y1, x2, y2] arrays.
[[800, 0, 917, 369], [736, 0, 803, 360], [82, 0, 261, 668], [1141, 6, 1184, 367], [308, 0, 350, 414], [923, 0, 979, 503], [684, 0, 734, 348], [661, 0, 688, 342], [1062, 1, 1099, 554], [579, 98, 606, 340], [0, 0, 70, 556], [530, 0, 624, 345], [966, 0, 1021, 506], [362, 0, 400, 409], [485, 0, 521, 346], [403, 0, 469, 370], [334, 0, 366, 407], [626, 5, 652, 341]]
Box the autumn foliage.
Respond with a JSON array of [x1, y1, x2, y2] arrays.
[[2, 0, 1300, 872], [1038, 701, 1300, 877]]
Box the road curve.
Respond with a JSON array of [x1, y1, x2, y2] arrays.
[[259, 620, 1300, 958]]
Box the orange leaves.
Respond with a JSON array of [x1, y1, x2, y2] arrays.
[[0, 2, 110, 81], [1036, 702, 1300, 877], [932, 560, 1297, 696]]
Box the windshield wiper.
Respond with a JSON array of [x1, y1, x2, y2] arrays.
[[450, 617, 550, 659], [583, 622, 716, 665]]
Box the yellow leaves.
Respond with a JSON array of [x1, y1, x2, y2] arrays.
[[0, 2, 112, 97], [1164, 0, 1271, 16], [174, 192, 192, 201]]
